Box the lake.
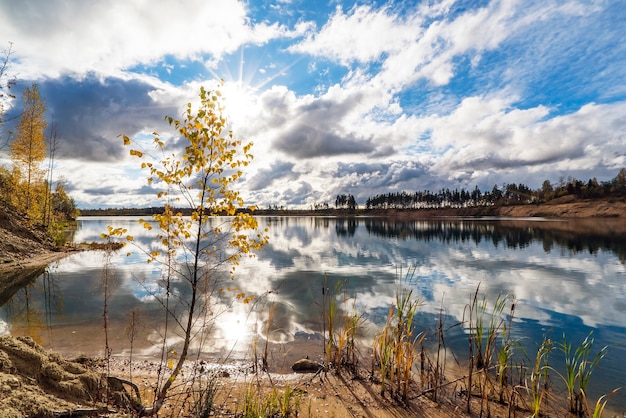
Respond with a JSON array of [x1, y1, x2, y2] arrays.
[[1, 215, 625, 412]]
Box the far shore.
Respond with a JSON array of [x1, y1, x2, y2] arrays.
[[78, 197, 626, 219]]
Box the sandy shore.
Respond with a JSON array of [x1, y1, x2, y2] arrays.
[[0, 250, 73, 274]]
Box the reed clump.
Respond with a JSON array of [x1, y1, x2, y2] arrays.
[[370, 268, 425, 401], [364, 276, 619, 417], [459, 285, 619, 418], [320, 275, 363, 374], [238, 382, 302, 418]]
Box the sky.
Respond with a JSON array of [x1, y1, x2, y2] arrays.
[[0, 0, 625, 210]]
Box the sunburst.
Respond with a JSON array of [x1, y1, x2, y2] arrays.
[[206, 45, 301, 130], [220, 80, 258, 129]]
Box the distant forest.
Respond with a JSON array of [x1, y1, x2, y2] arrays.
[[81, 168, 626, 215], [362, 168, 626, 210]]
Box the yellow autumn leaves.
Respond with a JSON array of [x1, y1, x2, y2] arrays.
[[116, 82, 269, 283]]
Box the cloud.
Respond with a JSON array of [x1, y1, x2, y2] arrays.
[[26, 74, 178, 162], [290, 4, 414, 65], [252, 85, 398, 159], [0, 0, 288, 79], [246, 87, 374, 159], [428, 98, 626, 178], [291, 1, 519, 90], [331, 160, 430, 189], [275, 124, 374, 158], [284, 181, 314, 205], [247, 160, 298, 190]]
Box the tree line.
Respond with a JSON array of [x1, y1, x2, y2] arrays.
[[364, 169, 626, 210]]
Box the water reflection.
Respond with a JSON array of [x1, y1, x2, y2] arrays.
[[0, 216, 625, 410], [0, 268, 62, 343], [364, 218, 626, 262]]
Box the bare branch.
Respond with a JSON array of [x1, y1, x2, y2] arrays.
[[0, 41, 17, 151]]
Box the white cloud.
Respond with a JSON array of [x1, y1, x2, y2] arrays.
[[427, 98, 626, 183], [291, 1, 520, 90], [290, 4, 414, 64], [0, 0, 287, 79]]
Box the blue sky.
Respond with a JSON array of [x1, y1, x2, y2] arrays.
[[1, 0, 625, 209]]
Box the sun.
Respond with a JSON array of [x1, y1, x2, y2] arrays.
[[207, 44, 299, 130], [220, 81, 258, 129], [217, 309, 254, 346]]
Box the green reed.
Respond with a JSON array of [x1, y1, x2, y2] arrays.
[[551, 331, 610, 415], [524, 336, 553, 418], [372, 268, 425, 401], [321, 275, 362, 372], [465, 285, 515, 415], [239, 383, 301, 418], [583, 387, 621, 418]]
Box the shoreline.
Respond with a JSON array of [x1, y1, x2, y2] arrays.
[[0, 249, 74, 274], [7, 339, 623, 418], [357, 198, 626, 219], [0, 242, 124, 274]]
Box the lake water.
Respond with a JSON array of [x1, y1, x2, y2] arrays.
[[1, 215, 625, 411]]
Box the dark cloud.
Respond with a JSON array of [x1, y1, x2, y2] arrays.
[[246, 160, 298, 190], [370, 144, 396, 158], [70, 179, 157, 200], [446, 151, 583, 171], [260, 88, 377, 159], [333, 162, 388, 177], [275, 125, 374, 158], [16, 74, 176, 162], [81, 186, 119, 196], [390, 163, 431, 185]]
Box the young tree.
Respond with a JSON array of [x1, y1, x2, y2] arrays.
[[106, 84, 269, 416], [10, 84, 47, 220]]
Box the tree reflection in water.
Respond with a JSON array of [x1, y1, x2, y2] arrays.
[[364, 217, 626, 263], [1, 268, 62, 344]]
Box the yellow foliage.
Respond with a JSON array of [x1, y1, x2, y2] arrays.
[[9, 84, 48, 221]]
